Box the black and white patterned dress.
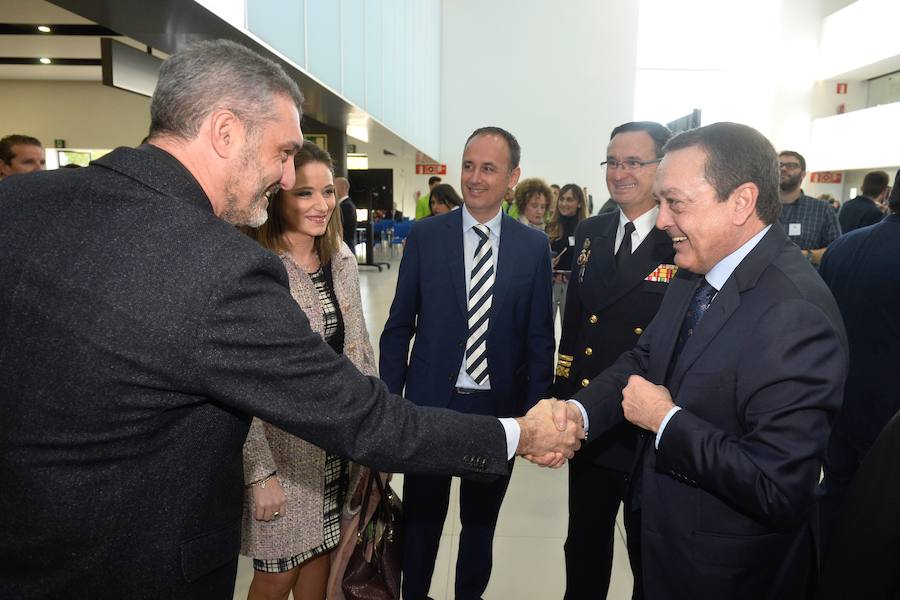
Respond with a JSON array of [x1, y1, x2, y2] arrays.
[[253, 264, 350, 573]]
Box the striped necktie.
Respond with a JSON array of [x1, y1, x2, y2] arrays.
[[465, 224, 494, 384]]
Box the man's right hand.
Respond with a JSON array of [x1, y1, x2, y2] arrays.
[[515, 399, 584, 468]]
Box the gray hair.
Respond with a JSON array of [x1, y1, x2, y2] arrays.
[[149, 39, 304, 141]]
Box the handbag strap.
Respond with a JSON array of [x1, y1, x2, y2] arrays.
[[355, 470, 378, 538]]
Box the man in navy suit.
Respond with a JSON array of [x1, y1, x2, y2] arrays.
[[380, 126, 554, 600], [837, 169, 888, 233], [556, 123, 847, 599], [818, 168, 900, 553]]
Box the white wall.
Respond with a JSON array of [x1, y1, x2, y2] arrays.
[[0, 80, 150, 149], [440, 0, 640, 211]]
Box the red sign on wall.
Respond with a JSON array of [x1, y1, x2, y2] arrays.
[[836, 82, 848, 94], [810, 172, 843, 184], [416, 164, 447, 175]]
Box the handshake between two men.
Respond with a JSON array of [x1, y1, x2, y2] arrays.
[[511, 374, 677, 468]]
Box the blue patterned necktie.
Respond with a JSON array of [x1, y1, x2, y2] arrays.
[[671, 277, 717, 362]]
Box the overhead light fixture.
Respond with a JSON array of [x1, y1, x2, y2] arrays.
[[37, 25, 51, 33], [39, 57, 51, 65]]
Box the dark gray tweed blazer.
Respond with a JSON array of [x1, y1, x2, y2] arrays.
[[0, 145, 507, 599]]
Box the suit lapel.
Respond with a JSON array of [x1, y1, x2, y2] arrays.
[[446, 210, 469, 317], [491, 213, 517, 319], [598, 227, 673, 310], [665, 225, 787, 391]]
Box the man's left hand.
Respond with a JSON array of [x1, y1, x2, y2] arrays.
[[621, 374, 674, 433]]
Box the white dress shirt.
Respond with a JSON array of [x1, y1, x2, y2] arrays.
[[615, 205, 659, 253]]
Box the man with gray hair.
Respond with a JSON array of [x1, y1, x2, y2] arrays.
[[0, 39, 580, 598]]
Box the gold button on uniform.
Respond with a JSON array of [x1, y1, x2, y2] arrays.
[[634, 327, 643, 335], [589, 315, 598, 324], [581, 378, 590, 388], [584, 347, 593, 356]]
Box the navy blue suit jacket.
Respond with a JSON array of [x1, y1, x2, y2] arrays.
[[380, 208, 554, 417], [820, 214, 900, 463], [838, 195, 883, 234], [573, 225, 847, 599]]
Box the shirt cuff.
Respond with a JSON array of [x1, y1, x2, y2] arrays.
[[566, 400, 589, 438], [655, 406, 682, 449], [499, 417, 520, 460]]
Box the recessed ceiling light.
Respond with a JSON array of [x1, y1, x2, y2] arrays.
[[37, 25, 51, 33], [39, 57, 51, 65]]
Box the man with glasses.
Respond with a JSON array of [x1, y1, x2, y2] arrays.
[[777, 150, 840, 265], [553, 121, 675, 600]]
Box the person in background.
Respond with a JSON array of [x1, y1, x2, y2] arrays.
[[334, 176, 356, 249], [777, 150, 840, 265], [415, 175, 442, 220], [0, 134, 45, 178], [838, 170, 888, 233], [429, 182, 463, 216], [817, 168, 900, 555], [503, 186, 516, 216], [546, 183, 587, 323], [241, 141, 375, 600], [515, 177, 552, 232], [549, 183, 561, 221]]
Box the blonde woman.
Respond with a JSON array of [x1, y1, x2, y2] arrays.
[[241, 141, 376, 600]]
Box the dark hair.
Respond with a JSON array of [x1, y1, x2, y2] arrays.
[[465, 126, 521, 171], [664, 122, 781, 225], [429, 183, 462, 214], [778, 150, 806, 173], [547, 183, 587, 241], [149, 39, 304, 141], [514, 178, 552, 214], [609, 121, 673, 157], [0, 134, 42, 164], [861, 170, 889, 198], [551, 184, 560, 191], [252, 140, 343, 265], [428, 176, 442, 186], [889, 169, 900, 213]]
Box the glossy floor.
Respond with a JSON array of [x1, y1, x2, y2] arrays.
[[233, 246, 634, 599]]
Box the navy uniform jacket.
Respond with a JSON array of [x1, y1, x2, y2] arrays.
[[574, 225, 847, 599], [0, 147, 508, 599], [552, 212, 675, 471], [379, 207, 554, 417]]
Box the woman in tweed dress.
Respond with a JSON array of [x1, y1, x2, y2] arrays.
[[241, 141, 377, 600]]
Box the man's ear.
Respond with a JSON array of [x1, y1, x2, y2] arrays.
[[731, 182, 759, 226], [208, 109, 242, 159]]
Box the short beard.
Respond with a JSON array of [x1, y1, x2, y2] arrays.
[[780, 174, 802, 192], [221, 146, 272, 227]]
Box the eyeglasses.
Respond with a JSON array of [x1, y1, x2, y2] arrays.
[[779, 162, 802, 171], [601, 158, 662, 171]]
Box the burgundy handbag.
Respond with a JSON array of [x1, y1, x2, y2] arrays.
[[341, 471, 403, 600]]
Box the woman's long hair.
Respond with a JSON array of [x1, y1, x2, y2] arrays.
[[546, 183, 587, 242]]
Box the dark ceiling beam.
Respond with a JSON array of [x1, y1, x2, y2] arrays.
[[0, 24, 118, 36], [46, 0, 357, 132], [0, 57, 102, 66]]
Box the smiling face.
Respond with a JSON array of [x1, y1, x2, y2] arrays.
[[280, 160, 336, 240], [557, 189, 581, 217], [461, 133, 520, 221], [606, 130, 659, 218], [221, 95, 303, 226], [654, 146, 744, 275]]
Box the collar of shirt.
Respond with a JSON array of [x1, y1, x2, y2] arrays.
[[462, 203, 503, 239], [616, 204, 659, 250], [704, 224, 771, 290], [339, 195, 350, 203]]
